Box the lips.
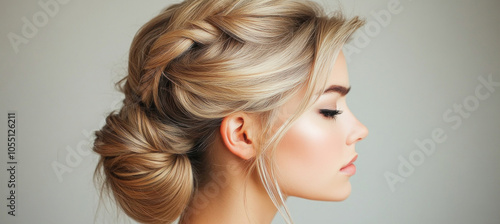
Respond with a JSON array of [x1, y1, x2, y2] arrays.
[[341, 154, 358, 169], [340, 154, 358, 176]]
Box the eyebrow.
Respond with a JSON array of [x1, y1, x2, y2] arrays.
[[323, 85, 351, 96]]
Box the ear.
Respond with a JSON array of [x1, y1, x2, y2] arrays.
[[220, 112, 257, 160]]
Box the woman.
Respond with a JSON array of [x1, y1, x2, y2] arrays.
[[93, 0, 368, 223]]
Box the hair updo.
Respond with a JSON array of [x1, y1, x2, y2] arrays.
[[93, 0, 364, 223]]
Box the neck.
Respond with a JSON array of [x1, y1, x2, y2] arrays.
[[180, 166, 278, 224]]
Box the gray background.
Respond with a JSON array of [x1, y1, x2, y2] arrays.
[[1, 0, 499, 223]]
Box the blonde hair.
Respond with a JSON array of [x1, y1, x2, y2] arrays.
[[93, 0, 365, 223]]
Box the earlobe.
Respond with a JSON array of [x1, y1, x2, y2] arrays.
[[220, 113, 256, 160]]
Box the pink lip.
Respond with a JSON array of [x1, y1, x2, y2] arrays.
[[340, 154, 358, 176]]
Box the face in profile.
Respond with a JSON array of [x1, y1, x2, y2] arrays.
[[275, 51, 369, 201]]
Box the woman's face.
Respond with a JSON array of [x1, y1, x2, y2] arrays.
[[274, 51, 369, 201]]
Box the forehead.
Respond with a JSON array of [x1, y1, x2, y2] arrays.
[[278, 50, 350, 117], [327, 50, 349, 87]]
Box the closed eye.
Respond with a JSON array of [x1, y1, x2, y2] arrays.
[[319, 109, 343, 120]]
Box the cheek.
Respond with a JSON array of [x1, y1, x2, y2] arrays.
[[274, 114, 347, 199]]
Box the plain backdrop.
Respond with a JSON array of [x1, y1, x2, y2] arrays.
[[1, 0, 499, 223]]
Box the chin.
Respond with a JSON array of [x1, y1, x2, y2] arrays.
[[294, 181, 353, 201], [326, 182, 352, 201]]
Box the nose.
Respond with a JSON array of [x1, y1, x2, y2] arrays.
[[347, 115, 369, 145]]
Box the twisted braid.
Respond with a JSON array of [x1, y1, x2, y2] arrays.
[[140, 20, 222, 110]]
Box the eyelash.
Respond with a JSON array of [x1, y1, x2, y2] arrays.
[[319, 109, 343, 120]]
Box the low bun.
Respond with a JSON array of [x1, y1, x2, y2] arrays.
[[94, 106, 195, 224]]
